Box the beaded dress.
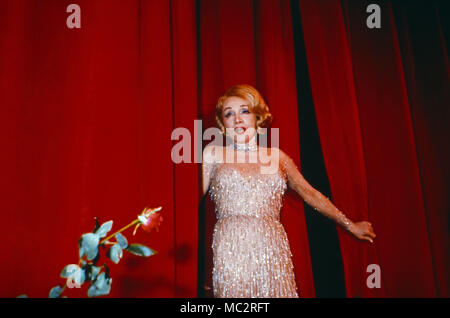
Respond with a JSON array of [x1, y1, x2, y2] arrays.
[[205, 149, 299, 298]]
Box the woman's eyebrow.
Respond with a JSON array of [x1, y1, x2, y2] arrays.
[[223, 104, 249, 112]]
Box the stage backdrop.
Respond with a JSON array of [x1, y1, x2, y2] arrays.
[[0, 0, 448, 298]]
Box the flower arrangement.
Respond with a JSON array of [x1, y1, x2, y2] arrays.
[[19, 206, 163, 298]]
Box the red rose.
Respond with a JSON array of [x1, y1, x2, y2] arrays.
[[141, 212, 163, 233]]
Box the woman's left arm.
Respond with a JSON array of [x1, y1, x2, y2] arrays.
[[280, 150, 376, 243]]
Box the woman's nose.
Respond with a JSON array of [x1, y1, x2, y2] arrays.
[[235, 115, 243, 124]]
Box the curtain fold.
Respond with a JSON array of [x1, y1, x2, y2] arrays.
[[299, 0, 448, 297], [298, 0, 381, 298], [391, 1, 450, 297], [170, 0, 199, 298]]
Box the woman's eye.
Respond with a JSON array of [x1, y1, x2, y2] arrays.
[[224, 112, 233, 118], [241, 109, 250, 114]]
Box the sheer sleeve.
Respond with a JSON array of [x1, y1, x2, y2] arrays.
[[280, 150, 354, 231]]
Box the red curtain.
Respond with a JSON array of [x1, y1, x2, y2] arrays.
[[299, 0, 449, 297], [0, 0, 447, 298]]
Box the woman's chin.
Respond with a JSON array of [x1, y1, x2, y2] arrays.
[[233, 133, 257, 144]]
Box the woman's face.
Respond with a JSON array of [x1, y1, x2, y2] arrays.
[[222, 96, 257, 143]]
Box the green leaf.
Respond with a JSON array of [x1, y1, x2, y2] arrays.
[[49, 286, 62, 298], [60, 264, 79, 278], [125, 244, 157, 257], [87, 273, 112, 297], [95, 220, 113, 238], [62, 265, 85, 287], [107, 244, 123, 264], [76, 270, 85, 286], [91, 266, 101, 281], [115, 233, 128, 249], [59, 264, 84, 287], [79, 233, 100, 260]]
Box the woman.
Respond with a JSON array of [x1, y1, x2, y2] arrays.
[[202, 84, 376, 298]]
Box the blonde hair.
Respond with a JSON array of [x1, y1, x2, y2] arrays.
[[215, 84, 272, 131]]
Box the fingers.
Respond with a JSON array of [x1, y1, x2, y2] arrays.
[[356, 232, 373, 243], [361, 235, 374, 243], [361, 225, 376, 243], [366, 222, 376, 239], [353, 221, 376, 243], [364, 231, 376, 243]]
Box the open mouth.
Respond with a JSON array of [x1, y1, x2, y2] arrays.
[[234, 127, 246, 134]]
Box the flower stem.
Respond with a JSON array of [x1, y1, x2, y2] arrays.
[[100, 219, 140, 245]]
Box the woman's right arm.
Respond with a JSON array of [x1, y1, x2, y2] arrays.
[[202, 145, 215, 196]]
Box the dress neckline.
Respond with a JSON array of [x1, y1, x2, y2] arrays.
[[214, 161, 287, 181]]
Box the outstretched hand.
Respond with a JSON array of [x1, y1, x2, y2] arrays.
[[348, 221, 376, 243]]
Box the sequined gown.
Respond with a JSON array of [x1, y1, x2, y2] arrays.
[[207, 158, 299, 298]]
